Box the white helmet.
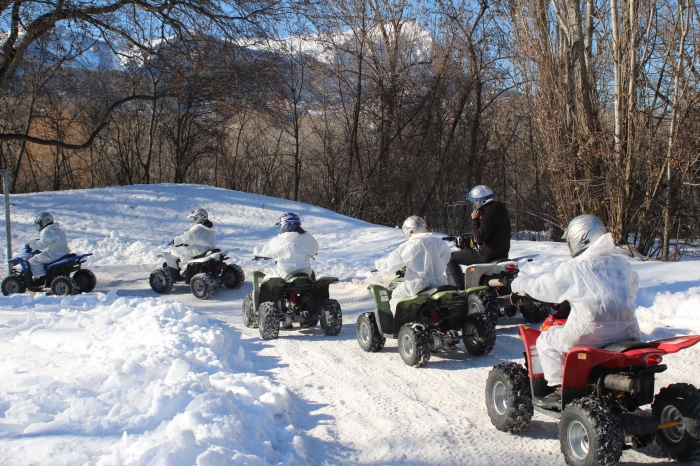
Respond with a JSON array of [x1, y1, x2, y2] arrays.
[[188, 208, 208, 225], [33, 212, 54, 230], [402, 216, 427, 239], [562, 214, 607, 258], [467, 185, 495, 209]]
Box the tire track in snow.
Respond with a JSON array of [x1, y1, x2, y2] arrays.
[[109, 266, 693, 465]]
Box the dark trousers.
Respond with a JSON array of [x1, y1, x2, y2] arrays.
[[447, 249, 485, 290]]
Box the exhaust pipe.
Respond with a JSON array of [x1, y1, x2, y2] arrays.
[[604, 374, 642, 394]]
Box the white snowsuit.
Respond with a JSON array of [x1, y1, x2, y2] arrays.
[[511, 233, 641, 386], [27, 223, 71, 279], [254, 231, 319, 280], [375, 233, 453, 314], [172, 223, 217, 267]]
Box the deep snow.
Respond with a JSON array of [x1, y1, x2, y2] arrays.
[[0, 184, 699, 465]]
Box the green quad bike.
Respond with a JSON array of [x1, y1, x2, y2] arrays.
[[357, 269, 497, 367], [242, 257, 343, 340]]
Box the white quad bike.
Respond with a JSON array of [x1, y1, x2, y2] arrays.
[[149, 245, 244, 299], [444, 234, 549, 324]]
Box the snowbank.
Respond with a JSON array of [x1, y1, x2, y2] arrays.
[[0, 292, 306, 465], [636, 286, 700, 337]]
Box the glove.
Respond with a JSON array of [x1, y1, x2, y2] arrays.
[[24, 244, 32, 253], [510, 292, 521, 306]]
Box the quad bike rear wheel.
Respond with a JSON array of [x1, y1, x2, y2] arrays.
[[242, 293, 258, 328], [2, 276, 26, 296], [462, 313, 496, 356], [149, 268, 173, 293], [320, 299, 342, 336], [397, 324, 431, 367], [520, 302, 551, 323], [73, 269, 97, 293], [485, 362, 534, 433], [468, 291, 500, 324], [191, 273, 216, 299], [258, 302, 280, 340], [51, 276, 78, 296], [356, 312, 385, 352], [652, 383, 700, 461], [223, 264, 245, 289], [559, 397, 624, 466]]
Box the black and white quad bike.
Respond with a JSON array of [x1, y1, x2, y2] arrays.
[[358, 268, 496, 367], [443, 234, 550, 324], [242, 257, 342, 340], [149, 246, 244, 299]]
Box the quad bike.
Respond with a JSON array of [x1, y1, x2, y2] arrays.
[[2, 247, 95, 296], [149, 243, 244, 299], [485, 308, 700, 465], [443, 234, 550, 324], [358, 268, 497, 367], [242, 256, 342, 340]]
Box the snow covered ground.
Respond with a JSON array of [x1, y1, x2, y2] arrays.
[[0, 184, 699, 465]]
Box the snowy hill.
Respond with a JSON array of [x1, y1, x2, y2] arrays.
[[0, 184, 699, 465]]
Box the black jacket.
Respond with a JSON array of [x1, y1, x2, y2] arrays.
[[472, 200, 511, 261]]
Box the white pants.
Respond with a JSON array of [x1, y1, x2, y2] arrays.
[[171, 245, 207, 268], [389, 284, 412, 314], [536, 327, 569, 386], [29, 258, 48, 279]]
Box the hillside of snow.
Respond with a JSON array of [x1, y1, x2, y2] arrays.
[[0, 184, 699, 465]]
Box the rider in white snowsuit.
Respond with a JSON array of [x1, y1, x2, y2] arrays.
[[511, 215, 640, 392], [254, 212, 319, 280], [375, 216, 452, 314], [171, 208, 217, 268], [27, 212, 71, 282]]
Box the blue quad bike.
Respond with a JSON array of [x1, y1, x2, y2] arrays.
[[2, 249, 96, 296]]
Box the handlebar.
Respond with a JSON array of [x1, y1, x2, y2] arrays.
[[253, 256, 272, 261]]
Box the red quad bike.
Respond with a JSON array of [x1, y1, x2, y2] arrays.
[[485, 309, 700, 466]]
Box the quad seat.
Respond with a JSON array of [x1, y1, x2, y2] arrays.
[[603, 340, 655, 352], [419, 284, 458, 296], [192, 249, 221, 260]]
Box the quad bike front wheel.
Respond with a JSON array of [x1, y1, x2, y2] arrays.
[[485, 362, 534, 433], [242, 293, 258, 328], [73, 269, 97, 293], [320, 299, 342, 336], [520, 302, 551, 323], [559, 397, 624, 466], [2, 276, 26, 296], [258, 302, 280, 340], [51, 276, 78, 296], [397, 324, 431, 367], [149, 268, 173, 294], [468, 291, 500, 324], [462, 313, 496, 356], [191, 273, 216, 299], [652, 383, 700, 461], [356, 312, 385, 352], [223, 264, 245, 289]]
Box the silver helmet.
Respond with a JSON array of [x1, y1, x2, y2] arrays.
[[562, 214, 607, 257], [33, 212, 54, 230], [466, 185, 495, 210], [402, 216, 427, 239], [188, 208, 208, 225]]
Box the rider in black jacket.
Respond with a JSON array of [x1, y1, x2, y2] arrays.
[[447, 185, 512, 289]]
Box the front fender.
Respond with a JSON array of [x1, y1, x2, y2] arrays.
[[9, 257, 31, 274], [159, 251, 179, 269]]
